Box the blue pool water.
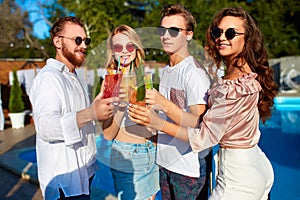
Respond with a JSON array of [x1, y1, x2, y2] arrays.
[[259, 96, 300, 200], [18, 96, 300, 200], [19, 148, 37, 163]]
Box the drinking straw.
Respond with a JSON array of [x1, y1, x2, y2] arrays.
[[122, 58, 127, 74], [117, 56, 120, 73], [129, 61, 133, 73]]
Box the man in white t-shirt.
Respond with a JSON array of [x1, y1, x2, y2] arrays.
[[141, 3, 211, 199]]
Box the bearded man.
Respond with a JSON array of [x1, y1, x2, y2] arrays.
[[29, 16, 116, 200]]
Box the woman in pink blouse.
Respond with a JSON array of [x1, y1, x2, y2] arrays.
[[129, 7, 277, 199]]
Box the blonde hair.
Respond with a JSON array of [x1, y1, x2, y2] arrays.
[[105, 24, 145, 72]]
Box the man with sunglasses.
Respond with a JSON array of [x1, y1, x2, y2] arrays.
[[147, 3, 211, 200], [29, 16, 116, 200]]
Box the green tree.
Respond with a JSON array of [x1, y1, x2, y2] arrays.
[[43, 0, 300, 60], [1, 0, 299, 59], [9, 69, 24, 113], [58, 0, 138, 47], [0, 0, 50, 58], [151, 0, 300, 58], [250, 0, 300, 57]]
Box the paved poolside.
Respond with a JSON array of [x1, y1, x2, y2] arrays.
[[0, 124, 117, 200], [0, 124, 42, 199], [0, 91, 299, 200]]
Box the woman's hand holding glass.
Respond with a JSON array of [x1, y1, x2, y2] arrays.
[[128, 103, 165, 131]]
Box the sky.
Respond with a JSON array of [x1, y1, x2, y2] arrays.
[[16, 0, 53, 39]]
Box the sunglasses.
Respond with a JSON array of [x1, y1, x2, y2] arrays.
[[112, 43, 136, 53], [58, 36, 91, 46], [211, 27, 244, 40], [156, 26, 188, 37]]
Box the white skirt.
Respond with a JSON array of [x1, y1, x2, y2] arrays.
[[209, 145, 274, 200]]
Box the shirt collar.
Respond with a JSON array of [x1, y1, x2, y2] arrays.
[[46, 58, 68, 73]]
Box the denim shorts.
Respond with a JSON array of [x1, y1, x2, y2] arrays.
[[110, 139, 159, 200]]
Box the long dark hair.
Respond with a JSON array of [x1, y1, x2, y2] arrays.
[[205, 7, 277, 123]]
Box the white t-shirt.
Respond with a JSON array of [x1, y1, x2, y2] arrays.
[[157, 56, 211, 178]]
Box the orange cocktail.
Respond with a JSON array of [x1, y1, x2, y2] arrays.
[[130, 89, 146, 106]]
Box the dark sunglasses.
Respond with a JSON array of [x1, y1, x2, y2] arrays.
[[156, 26, 188, 37], [211, 27, 244, 40], [58, 36, 91, 46], [112, 43, 136, 53]]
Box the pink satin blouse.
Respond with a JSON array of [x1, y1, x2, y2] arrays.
[[188, 73, 262, 152]]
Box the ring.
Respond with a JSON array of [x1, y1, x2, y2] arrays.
[[143, 117, 146, 122]]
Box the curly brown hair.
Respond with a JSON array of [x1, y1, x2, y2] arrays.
[[205, 7, 277, 124]]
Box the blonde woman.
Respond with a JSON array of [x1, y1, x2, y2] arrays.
[[101, 24, 159, 200]]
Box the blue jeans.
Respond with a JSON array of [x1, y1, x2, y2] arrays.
[[110, 139, 159, 200]]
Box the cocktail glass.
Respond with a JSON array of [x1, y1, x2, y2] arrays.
[[102, 73, 123, 99], [128, 72, 152, 107], [120, 74, 136, 105], [144, 72, 153, 89], [129, 89, 146, 106]]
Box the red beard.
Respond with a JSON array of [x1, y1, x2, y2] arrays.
[[61, 42, 86, 67]]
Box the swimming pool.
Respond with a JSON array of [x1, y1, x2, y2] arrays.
[[18, 96, 300, 200], [259, 96, 300, 200]]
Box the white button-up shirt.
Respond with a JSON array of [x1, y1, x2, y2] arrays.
[[29, 58, 97, 200]]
